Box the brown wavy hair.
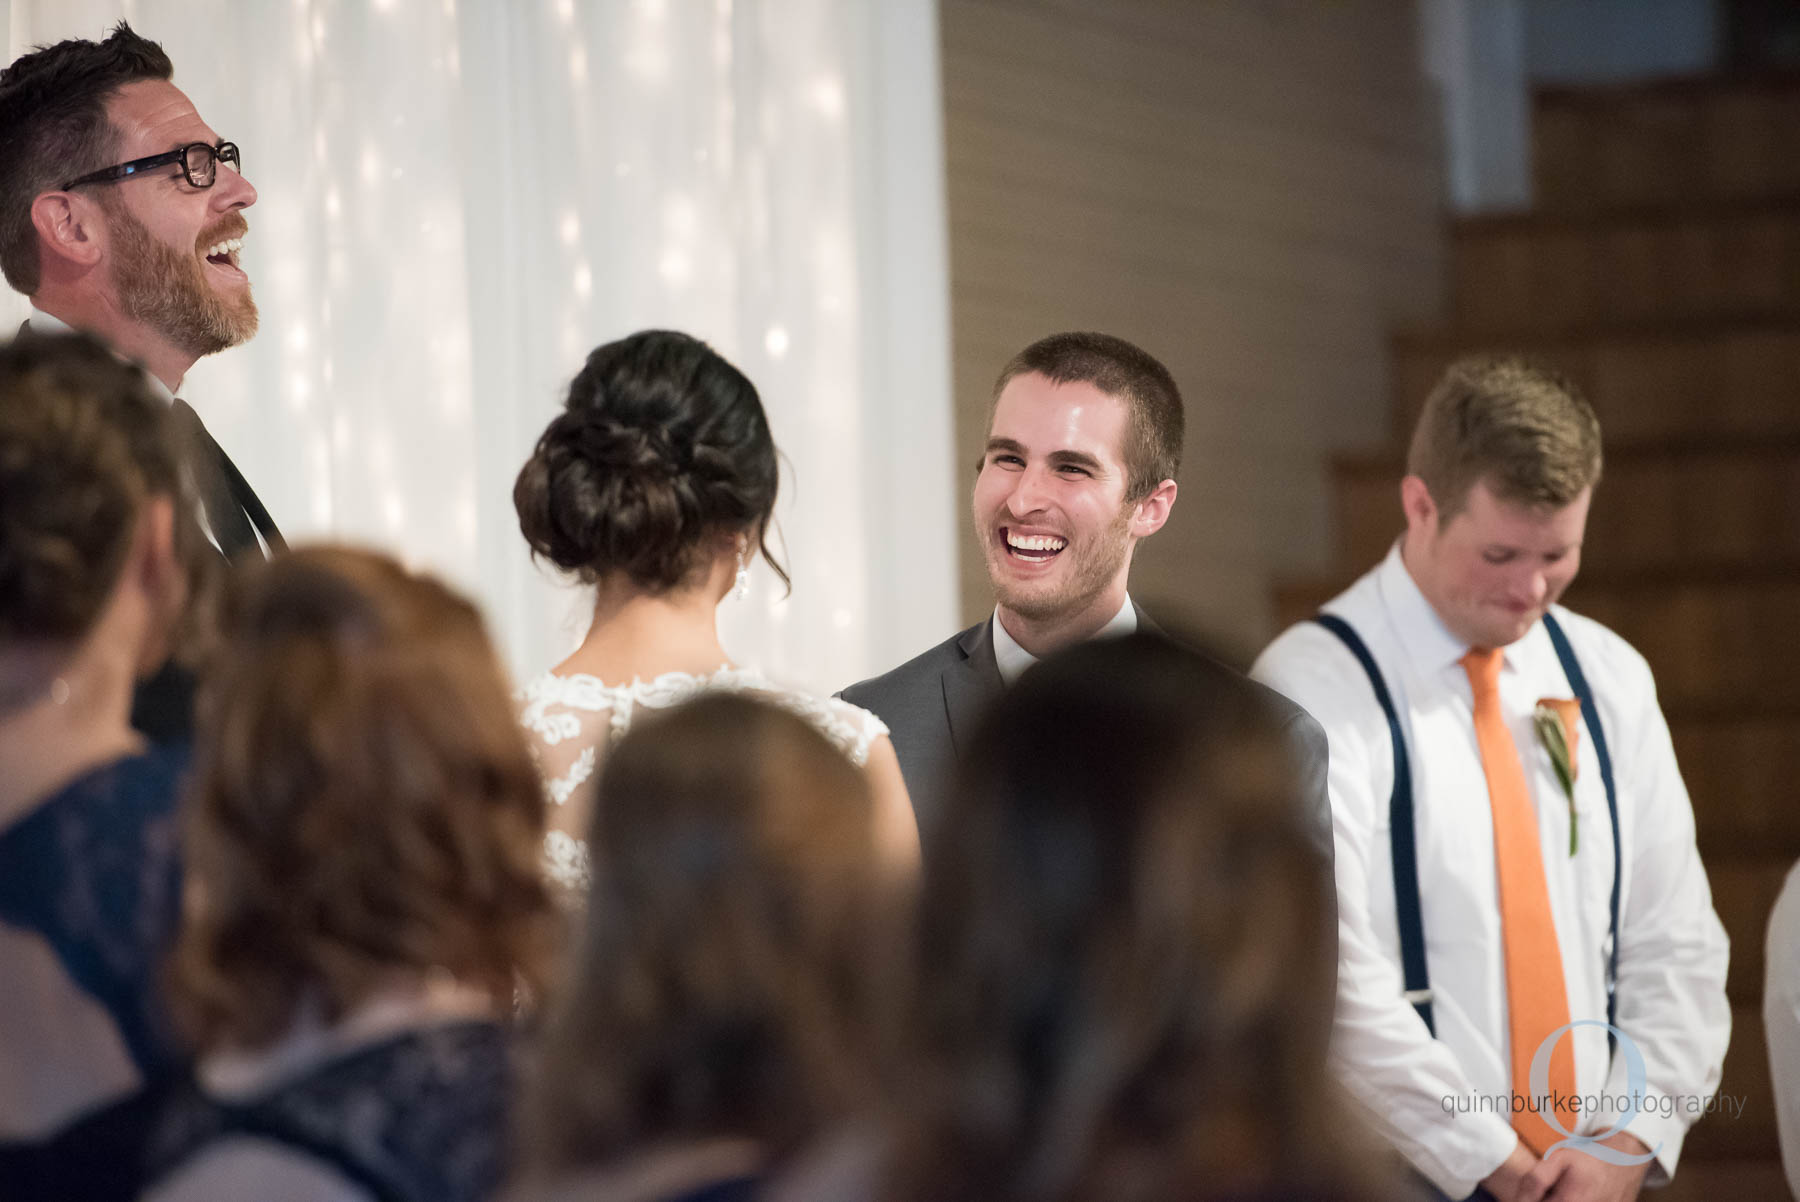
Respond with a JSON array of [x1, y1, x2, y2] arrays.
[[0, 332, 183, 639], [170, 546, 557, 1052], [0, 332, 213, 709], [890, 631, 1364, 1202], [522, 693, 906, 1178]]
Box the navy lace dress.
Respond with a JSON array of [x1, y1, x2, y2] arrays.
[[140, 1019, 518, 1202], [0, 745, 189, 1074], [0, 745, 190, 1196]]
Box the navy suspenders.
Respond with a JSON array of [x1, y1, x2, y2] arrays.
[[1311, 610, 1621, 1036], [1541, 612, 1623, 1028], [1314, 613, 1436, 1033]]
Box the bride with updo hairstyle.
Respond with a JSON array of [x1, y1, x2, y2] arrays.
[[514, 329, 915, 893]]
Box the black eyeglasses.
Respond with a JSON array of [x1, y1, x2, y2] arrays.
[[60, 141, 242, 192]]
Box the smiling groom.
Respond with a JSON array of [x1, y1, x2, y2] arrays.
[[841, 331, 1332, 866]]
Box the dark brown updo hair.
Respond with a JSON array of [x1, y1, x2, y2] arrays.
[[514, 330, 789, 594], [0, 332, 185, 644]]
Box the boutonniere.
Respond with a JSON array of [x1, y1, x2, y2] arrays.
[[1532, 698, 1581, 855]]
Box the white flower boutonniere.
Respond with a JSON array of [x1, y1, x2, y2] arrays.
[[1533, 698, 1582, 855]]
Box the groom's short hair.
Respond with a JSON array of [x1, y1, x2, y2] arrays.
[[991, 331, 1184, 502]]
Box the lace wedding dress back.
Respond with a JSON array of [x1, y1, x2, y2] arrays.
[[519, 666, 889, 892]]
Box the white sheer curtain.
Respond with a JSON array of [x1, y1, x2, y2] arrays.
[[2, 0, 957, 694]]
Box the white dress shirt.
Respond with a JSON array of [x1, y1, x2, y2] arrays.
[[1252, 544, 1729, 1197], [990, 594, 1137, 686], [1764, 862, 1800, 1200], [25, 307, 175, 403]]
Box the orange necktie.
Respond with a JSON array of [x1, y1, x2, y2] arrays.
[[1462, 647, 1578, 1155]]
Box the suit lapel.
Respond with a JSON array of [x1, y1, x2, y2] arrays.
[[941, 618, 1005, 757], [1132, 599, 1164, 639]]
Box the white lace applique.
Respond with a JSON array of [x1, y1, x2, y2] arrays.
[[518, 666, 889, 892], [542, 830, 590, 893], [546, 745, 595, 807]]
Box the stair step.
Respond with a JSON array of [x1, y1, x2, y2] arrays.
[[1329, 438, 1800, 576], [1391, 319, 1800, 442], [1448, 201, 1800, 332], [1535, 75, 1800, 214], [1679, 716, 1800, 857], [1566, 571, 1800, 714], [1712, 856, 1795, 1008]]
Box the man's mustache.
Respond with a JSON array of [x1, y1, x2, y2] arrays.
[[195, 216, 249, 250]]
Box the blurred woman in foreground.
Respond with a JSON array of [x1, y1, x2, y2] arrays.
[[514, 694, 912, 1202], [141, 547, 558, 1202], [893, 631, 1374, 1202], [0, 336, 199, 1185]]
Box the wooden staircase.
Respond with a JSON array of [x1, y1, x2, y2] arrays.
[[1276, 75, 1800, 1199]]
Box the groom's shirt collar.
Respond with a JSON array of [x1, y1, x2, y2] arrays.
[[990, 594, 1137, 686]]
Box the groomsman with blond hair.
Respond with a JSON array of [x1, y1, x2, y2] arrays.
[[1254, 357, 1729, 1201]]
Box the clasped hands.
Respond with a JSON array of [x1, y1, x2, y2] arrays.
[[1481, 1133, 1652, 1202]]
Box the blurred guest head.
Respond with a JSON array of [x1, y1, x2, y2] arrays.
[[170, 546, 555, 1052], [521, 693, 906, 1186], [0, 332, 194, 718], [1402, 355, 1602, 649], [973, 332, 1182, 655], [896, 631, 1355, 1202], [0, 23, 258, 392], [515, 329, 788, 601]]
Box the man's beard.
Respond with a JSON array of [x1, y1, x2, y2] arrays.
[[105, 199, 257, 358], [987, 503, 1133, 623]]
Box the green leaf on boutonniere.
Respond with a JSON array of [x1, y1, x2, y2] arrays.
[[1533, 703, 1578, 855]]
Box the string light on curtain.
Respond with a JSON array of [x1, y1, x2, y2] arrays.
[[0, 0, 956, 695]]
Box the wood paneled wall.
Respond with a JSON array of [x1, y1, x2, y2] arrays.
[[939, 0, 1446, 655]]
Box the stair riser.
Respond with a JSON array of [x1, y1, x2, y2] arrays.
[[1450, 212, 1800, 331], [1711, 863, 1792, 1011], [1569, 580, 1800, 713], [1536, 87, 1800, 213], [1393, 327, 1800, 441], [1676, 718, 1800, 855]]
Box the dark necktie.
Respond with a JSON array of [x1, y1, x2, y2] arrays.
[[168, 398, 279, 559]]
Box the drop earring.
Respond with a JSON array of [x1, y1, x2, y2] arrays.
[[733, 543, 752, 601]]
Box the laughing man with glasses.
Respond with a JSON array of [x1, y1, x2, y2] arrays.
[[0, 22, 283, 741]]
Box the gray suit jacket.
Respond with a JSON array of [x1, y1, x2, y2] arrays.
[[840, 609, 1335, 874], [840, 616, 1005, 837]]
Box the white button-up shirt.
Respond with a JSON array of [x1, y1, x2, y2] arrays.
[[1252, 544, 1729, 1197], [990, 594, 1138, 686], [1765, 863, 1800, 1199], [25, 307, 176, 403]]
